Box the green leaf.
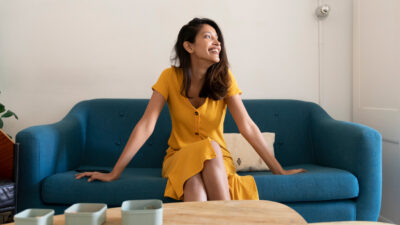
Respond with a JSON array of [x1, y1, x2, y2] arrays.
[[0, 104, 4, 113], [1, 110, 18, 119], [0, 118, 3, 129]]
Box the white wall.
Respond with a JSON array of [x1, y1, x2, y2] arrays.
[[0, 0, 353, 140], [353, 0, 400, 223], [319, 0, 353, 121]]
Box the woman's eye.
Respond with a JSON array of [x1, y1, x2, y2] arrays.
[[205, 35, 211, 39]]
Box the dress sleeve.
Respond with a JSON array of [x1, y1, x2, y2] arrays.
[[226, 69, 243, 97], [151, 68, 169, 101]]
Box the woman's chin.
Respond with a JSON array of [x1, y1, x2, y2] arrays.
[[212, 57, 220, 63], [203, 57, 220, 66]]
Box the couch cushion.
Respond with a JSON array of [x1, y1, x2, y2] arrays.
[[240, 164, 359, 202], [42, 167, 173, 206], [42, 164, 358, 205], [224, 132, 275, 172]]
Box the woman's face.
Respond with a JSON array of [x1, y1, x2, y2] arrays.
[[184, 24, 221, 65]]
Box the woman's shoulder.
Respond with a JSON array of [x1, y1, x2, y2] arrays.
[[227, 68, 234, 77], [161, 66, 182, 77], [156, 66, 182, 87]]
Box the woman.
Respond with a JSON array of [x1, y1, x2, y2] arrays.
[[76, 18, 306, 201]]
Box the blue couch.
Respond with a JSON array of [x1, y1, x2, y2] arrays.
[[16, 99, 382, 223]]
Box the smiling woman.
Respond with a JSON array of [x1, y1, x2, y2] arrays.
[[171, 18, 230, 102], [75, 17, 305, 202]]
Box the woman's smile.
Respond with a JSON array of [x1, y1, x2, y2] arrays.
[[208, 47, 220, 55]]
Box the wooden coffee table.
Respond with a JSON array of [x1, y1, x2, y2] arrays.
[[310, 222, 395, 225], [6, 201, 396, 225], [6, 200, 307, 225], [161, 200, 307, 225]]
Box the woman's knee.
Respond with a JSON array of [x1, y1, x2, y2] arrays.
[[184, 174, 205, 192], [210, 140, 223, 159], [183, 174, 207, 201], [203, 140, 225, 172]]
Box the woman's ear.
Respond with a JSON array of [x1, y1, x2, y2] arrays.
[[183, 41, 193, 53]]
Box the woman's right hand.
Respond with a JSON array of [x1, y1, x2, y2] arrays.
[[75, 171, 118, 182]]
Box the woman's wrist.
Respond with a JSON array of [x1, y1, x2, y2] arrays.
[[272, 167, 285, 175], [110, 170, 121, 180]]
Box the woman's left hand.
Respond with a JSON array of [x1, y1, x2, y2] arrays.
[[280, 168, 307, 175]]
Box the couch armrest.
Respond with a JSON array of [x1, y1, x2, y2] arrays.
[[311, 114, 382, 221], [16, 114, 85, 211]]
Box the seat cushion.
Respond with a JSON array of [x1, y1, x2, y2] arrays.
[[42, 164, 358, 205], [240, 164, 359, 202], [42, 167, 173, 206]]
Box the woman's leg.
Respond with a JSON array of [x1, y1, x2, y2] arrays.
[[183, 173, 207, 202], [202, 140, 231, 200]]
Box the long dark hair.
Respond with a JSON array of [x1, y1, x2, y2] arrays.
[[171, 18, 230, 100]]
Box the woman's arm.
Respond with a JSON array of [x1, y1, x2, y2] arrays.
[[225, 94, 306, 175], [75, 90, 166, 182]]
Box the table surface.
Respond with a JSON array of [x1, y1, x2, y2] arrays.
[[6, 200, 395, 225]]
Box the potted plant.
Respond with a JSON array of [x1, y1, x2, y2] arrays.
[[0, 91, 18, 139], [0, 91, 18, 180]]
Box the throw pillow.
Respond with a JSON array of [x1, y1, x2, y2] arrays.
[[223, 132, 275, 172]]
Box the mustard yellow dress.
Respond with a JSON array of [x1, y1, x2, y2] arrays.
[[152, 67, 259, 201]]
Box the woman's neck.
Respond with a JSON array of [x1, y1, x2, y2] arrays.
[[190, 58, 213, 82], [190, 68, 206, 83]]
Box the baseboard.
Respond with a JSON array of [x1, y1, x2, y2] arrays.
[[379, 215, 395, 224]]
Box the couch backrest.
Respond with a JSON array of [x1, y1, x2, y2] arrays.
[[224, 99, 319, 167], [74, 99, 322, 168], [74, 99, 171, 168]]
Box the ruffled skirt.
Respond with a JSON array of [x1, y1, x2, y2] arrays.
[[162, 137, 259, 200]]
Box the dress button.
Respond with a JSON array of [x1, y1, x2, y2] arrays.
[[194, 111, 199, 116], [195, 132, 199, 135]]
